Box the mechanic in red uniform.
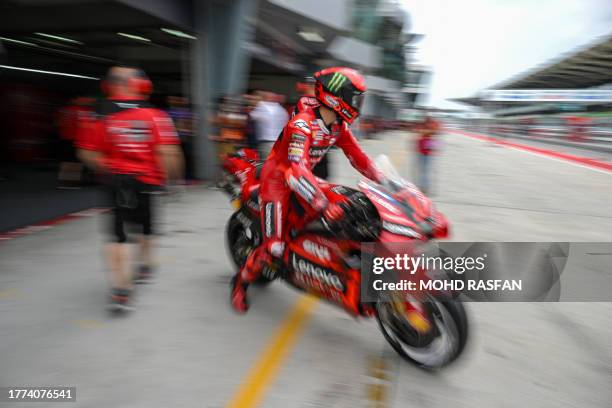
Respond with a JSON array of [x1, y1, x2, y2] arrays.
[[76, 66, 184, 312], [231, 67, 382, 312]]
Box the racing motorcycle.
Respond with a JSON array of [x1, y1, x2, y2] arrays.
[[220, 149, 468, 369]]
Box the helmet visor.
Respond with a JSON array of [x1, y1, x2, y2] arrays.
[[351, 92, 365, 112]]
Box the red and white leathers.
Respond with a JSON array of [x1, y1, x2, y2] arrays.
[[236, 107, 381, 288]]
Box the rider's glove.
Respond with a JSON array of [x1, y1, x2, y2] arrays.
[[323, 202, 345, 225]]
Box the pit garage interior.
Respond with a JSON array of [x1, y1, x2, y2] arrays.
[[0, 0, 202, 232]]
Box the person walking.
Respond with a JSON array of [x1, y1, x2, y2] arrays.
[[250, 91, 288, 159], [415, 113, 440, 194], [242, 92, 261, 151], [76, 66, 184, 312]]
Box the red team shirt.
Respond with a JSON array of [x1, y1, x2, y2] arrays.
[[416, 118, 440, 156], [76, 97, 179, 185]]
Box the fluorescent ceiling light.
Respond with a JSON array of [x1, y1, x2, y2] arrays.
[[0, 37, 38, 47], [297, 30, 325, 43], [0, 65, 99, 80], [161, 28, 196, 40], [117, 32, 151, 42], [34, 32, 83, 45], [32, 38, 76, 49]]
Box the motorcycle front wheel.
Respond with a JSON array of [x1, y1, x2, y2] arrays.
[[375, 296, 468, 369]]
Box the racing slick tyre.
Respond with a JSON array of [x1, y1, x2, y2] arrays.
[[375, 296, 468, 369], [225, 210, 272, 285]]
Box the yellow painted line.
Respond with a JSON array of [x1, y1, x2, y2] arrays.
[[365, 356, 391, 408], [226, 294, 318, 408]]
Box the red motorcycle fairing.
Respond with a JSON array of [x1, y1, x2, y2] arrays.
[[357, 179, 449, 241], [222, 149, 448, 312], [285, 234, 364, 315]]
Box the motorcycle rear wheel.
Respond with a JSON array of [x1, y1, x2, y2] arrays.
[[375, 296, 468, 369]]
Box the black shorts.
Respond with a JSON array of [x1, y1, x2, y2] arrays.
[[108, 175, 159, 243]]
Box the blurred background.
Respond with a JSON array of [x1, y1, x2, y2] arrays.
[[1, 1, 612, 407], [2, 0, 610, 231], [0, 0, 433, 232]]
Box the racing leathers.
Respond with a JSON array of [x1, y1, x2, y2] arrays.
[[293, 95, 332, 179], [236, 107, 381, 287]]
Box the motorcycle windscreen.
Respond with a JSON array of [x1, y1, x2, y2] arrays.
[[374, 154, 408, 191]]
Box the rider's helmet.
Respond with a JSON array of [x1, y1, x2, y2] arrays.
[[314, 67, 366, 124]]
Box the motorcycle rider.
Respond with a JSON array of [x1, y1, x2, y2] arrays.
[[231, 67, 382, 313]]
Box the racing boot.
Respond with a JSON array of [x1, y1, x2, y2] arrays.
[[230, 274, 249, 313], [230, 246, 274, 313]]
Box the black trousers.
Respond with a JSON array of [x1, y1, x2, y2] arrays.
[[108, 175, 158, 243]]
